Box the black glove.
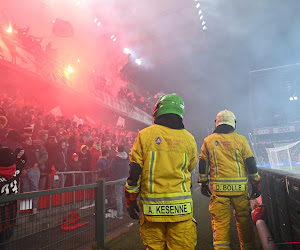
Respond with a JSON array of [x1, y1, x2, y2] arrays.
[[128, 200, 140, 220], [201, 182, 212, 197], [250, 178, 261, 199]]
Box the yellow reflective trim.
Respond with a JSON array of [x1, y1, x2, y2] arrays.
[[249, 173, 260, 181], [148, 151, 157, 194], [212, 149, 218, 177], [213, 183, 246, 192], [235, 150, 242, 178], [143, 202, 192, 216], [211, 177, 247, 181], [141, 191, 191, 199], [213, 241, 231, 248], [181, 153, 188, 192]]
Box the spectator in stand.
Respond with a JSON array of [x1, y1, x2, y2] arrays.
[[67, 135, 77, 163], [0, 147, 26, 248], [67, 153, 82, 186], [44, 129, 58, 176], [8, 110, 23, 130], [33, 139, 48, 191], [52, 139, 68, 188], [78, 145, 92, 184], [83, 130, 93, 148], [49, 120, 56, 131], [2, 130, 22, 151], [0, 116, 8, 144], [37, 130, 48, 146], [109, 145, 129, 219], [103, 139, 115, 164], [91, 128, 99, 139], [70, 121, 79, 136], [76, 134, 84, 153], [90, 137, 101, 183], [97, 149, 110, 181], [20, 134, 40, 219], [78, 124, 84, 134]]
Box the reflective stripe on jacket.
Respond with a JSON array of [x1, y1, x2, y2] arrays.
[[125, 124, 198, 222], [199, 130, 258, 196]]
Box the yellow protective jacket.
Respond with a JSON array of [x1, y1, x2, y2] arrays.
[[199, 130, 260, 196], [125, 124, 198, 222]]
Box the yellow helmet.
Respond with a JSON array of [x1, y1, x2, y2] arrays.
[[215, 109, 236, 128]]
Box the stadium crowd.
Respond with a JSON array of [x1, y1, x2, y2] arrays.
[[0, 93, 138, 198]]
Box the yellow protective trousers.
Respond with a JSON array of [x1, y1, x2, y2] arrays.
[[139, 216, 197, 250], [209, 193, 254, 250]]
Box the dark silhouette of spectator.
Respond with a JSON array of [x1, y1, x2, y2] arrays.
[[20, 134, 40, 218], [108, 145, 129, 219], [102, 139, 115, 164], [67, 135, 77, 163], [33, 139, 48, 191], [67, 153, 82, 186], [51, 139, 68, 188], [2, 130, 22, 151], [90, 137, 101, 171], [78, 145, 92, 184], [97, 149, 110, 181], [83, 130, 93, 148]]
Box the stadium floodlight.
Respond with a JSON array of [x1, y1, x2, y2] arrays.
[[77, 59, 80, 63], [113, 38, 117, 42], [289, 97, 294, 101], [203, 26, 208, 30], [6, 25, 12, 33], [67, 65, 73, 73], [94, 18, 98, 23], [202, 21, 206, 26], [294, 96, 298, 100], [135, 59, 142, 65], [97, 21, 101, 27], [111, 35, 114, 39], [196, 3, 200, 8], [200, 15, 203, 20], [198, 10, 202, 15], [123, 48, 131, 54]]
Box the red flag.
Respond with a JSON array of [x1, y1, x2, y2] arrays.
[[140, 97, 144, 103], [48, 165, 56, 189]]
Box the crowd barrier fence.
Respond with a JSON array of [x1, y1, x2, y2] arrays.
[[259, 167, 300, 250], [0, 179, 131, 249]]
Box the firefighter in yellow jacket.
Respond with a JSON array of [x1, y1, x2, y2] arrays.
[[199, 110, 261, 250], [125, 93, 198, 250]]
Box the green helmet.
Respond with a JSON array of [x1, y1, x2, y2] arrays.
[[153, 93, 185, 119]]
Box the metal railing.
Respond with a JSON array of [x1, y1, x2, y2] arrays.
[[40, 171, 97, 190], [0, 179, 131, 249], [259, 167, 300, 250]]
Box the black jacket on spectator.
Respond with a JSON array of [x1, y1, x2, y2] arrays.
[[45, 139, 67, 172], [79, 150, 92, 171], [109, 152, 129, 181], [45, 138, 58, 173], [97, 158, 110, 180], [54, 149, 67, 172], [22, 145, 38, 170]]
